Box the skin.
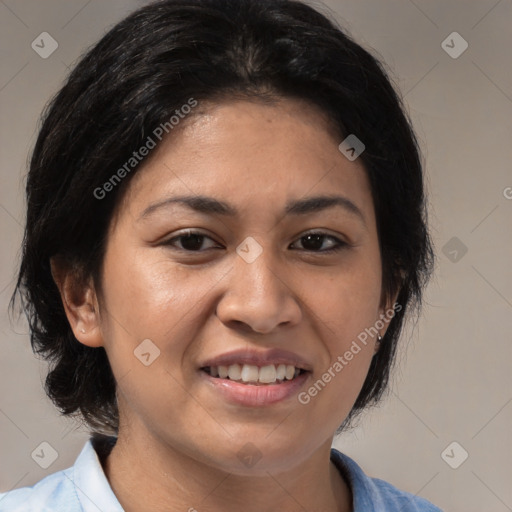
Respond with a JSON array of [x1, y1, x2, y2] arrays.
[[51, 98, 396, 512]]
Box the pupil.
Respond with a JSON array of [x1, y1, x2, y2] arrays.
[[303, 234, 322, 250], [182, 234, 203, 251]]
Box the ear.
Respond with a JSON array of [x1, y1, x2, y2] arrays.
[[374, 287, 401, 354], [50, 256, 104, 348], [378, 268, 404, 332]]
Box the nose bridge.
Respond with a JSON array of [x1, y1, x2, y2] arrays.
[[234, 235, 285, 303], [216, 236, 302, 333]]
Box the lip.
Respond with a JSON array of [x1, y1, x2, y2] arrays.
[[199, 369, 310, 406], [199, 348, 313, 372]]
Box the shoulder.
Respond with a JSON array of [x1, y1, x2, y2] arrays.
[[0, 467, 78, 511], [331, 448, 444, 511], [0, 436, 121, 512]]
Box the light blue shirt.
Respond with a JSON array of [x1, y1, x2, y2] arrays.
[[0, 436, 443, 511]]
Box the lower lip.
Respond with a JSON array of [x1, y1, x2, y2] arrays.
[[199, 370, 310, 407]]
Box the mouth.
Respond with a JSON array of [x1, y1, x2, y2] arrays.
[[198, 348, 312, 406], [199, 366, 310, 406], [200, 363, 309, 386]]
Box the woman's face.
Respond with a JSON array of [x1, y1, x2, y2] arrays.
[[92, 98, 388, 474]]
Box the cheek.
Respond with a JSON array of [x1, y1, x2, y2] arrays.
[[309, 275, 380, 383], [98, 245, 222, 373], [296, 266, 381, 426], [311, 251, 383, 335], [97, 250, 204, 421], [303, 249, 382, 397], [101, 246, 195, 329]]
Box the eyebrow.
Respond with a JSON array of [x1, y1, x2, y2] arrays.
[[138, 194, 366, 224]]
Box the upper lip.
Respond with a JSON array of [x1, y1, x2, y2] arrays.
[[199, 348, 313, 372]]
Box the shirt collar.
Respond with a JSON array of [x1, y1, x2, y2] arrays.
[[71, 435, 123, 512], [330, 448, 388, 512]]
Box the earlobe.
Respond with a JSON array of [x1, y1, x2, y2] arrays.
[[49, 257, 104, 348], [374, 333, 383, 354], [375, 289, 401, 354]]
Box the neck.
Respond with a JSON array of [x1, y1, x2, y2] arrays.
[[102, 430, 352, 512]]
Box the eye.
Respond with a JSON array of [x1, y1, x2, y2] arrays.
[[162, 229, 348, 254], [162, 230, 221, 252], [290, 231, 348, 253]]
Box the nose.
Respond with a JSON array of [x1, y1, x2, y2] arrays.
[[215, 242, 303, 335]]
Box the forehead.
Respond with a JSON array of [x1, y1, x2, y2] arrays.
[[114, 98, 374, 225]]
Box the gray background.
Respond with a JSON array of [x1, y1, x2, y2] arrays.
[[1, 1, 511, 510]]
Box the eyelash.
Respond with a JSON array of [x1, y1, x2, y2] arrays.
[[162, 230, 348, 254]]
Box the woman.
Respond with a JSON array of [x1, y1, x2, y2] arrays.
[[2, 0, 439, 510]]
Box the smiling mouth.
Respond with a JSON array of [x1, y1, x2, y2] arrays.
[[201, 363, 308, 386]]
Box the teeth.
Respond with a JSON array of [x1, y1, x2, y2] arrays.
[[258, 365, 277, 383], [241, 364, 259, 383], [206, 363, 302, 384], [228, 364, 242, 381], [218, 365, 229, 379], [276, 364, 286, 380]]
